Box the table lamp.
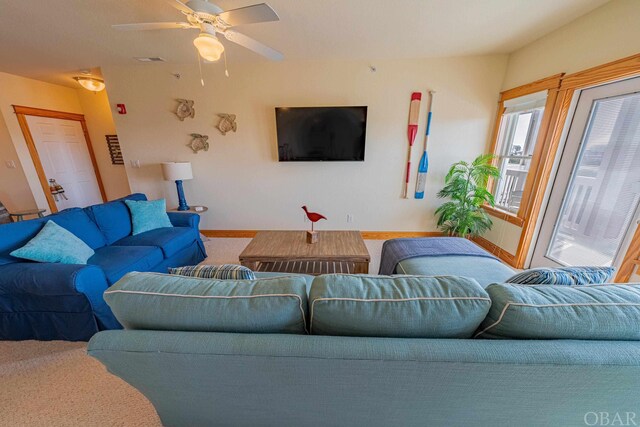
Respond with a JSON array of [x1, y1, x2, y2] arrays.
[[161, 162, 193, 211]]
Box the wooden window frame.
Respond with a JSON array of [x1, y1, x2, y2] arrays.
[[484, 73, 564, 228], [13, 105, 107, 213], [480, 53, 640, 269]]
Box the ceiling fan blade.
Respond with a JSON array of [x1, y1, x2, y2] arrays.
[[218, 3, 279, 27], [112, 22, 196, 31], [166, 0, 194, 15], [224, 30, 283, 61]]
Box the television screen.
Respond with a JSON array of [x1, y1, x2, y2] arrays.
[[275, 106, 367, 161]]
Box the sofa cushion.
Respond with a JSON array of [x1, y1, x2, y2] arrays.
[[85, 193, 147, 245], [169, 264, 256, 280], [124, 199, 172, 235], [253, 272, 314, 295], [48, 208, 107, 250], [104, 272, 308, 334], [506, 266, 616, 285], [309, 274, 491, 338], [476, 283, 640, 340], [88, 246, 164, 284], [10, 221, 94, 264], [0, 219, 47, 266], [113, 227, 198, 258], [0, 208, 107, 265]]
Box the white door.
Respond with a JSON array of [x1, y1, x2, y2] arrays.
[[26, 116, 103, 211], [532, 76, 640, 268]]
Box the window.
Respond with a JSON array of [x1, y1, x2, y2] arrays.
[[491, 91, 547, 214]]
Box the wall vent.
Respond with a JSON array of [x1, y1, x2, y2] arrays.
[[135, 57, 166, 62]]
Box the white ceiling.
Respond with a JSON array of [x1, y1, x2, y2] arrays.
[[0, 0, 609, 87]]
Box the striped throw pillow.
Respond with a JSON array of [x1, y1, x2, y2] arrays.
[[506, 266, 615, 285], [169, 264, 256, 280]]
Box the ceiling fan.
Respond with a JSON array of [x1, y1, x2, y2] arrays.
[[113, 0, 283, 62]]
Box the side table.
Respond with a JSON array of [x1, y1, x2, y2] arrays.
[[167, 206, 208, 214], [10, 208, 47, 222]]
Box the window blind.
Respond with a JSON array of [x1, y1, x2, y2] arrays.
[[504, 90, 548, 114]]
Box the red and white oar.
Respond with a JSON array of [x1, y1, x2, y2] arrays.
[[403, 92, 422, 198]]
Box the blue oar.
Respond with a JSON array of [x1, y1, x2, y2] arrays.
[[415, 91, 434, 199]]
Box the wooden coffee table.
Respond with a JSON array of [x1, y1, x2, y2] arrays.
[[239, 231, 370, 275]]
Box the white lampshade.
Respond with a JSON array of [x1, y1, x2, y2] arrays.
[[162, 162, 193, 181]]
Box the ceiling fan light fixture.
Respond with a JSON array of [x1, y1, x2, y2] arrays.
[[74, 76, 105, 92], [193, 32, 224, 62]]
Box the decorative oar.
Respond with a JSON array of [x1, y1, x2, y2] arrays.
[[403, 92, 422, 198], [415, 90, 435, 199]]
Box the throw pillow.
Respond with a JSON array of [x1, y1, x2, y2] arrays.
[[10, 220, 94, 264], [506, 266, 615, 285], [124, 199, 172, 235], [169, 264, 256, 280]]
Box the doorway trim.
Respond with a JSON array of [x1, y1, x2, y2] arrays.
[[12, 105, 107, 213]]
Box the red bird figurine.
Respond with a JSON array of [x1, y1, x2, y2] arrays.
[[302, 206, 327, 231]]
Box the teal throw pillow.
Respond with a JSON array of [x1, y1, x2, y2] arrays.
[[124, 199, 173, 235], [10, 220, 94, 264]]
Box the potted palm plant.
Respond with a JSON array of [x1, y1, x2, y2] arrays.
[[435, 154, 500, 238]]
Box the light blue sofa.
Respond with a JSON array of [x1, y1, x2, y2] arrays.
[[0, 193, 207, 341], [89, 331, 640, 427], [88, 272, 640, 427]]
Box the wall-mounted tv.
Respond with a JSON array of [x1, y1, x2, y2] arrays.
[[275, 106, 367, 161]]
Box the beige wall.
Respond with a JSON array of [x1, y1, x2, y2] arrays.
[[502, 0, 640, 89], [76, 89, 130, 200], [103, 55, 508, 231], [0, 112, 36, 211], [0, 71, 129, 214]]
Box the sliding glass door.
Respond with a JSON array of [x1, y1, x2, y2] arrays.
[[532, 76, 640, 268]]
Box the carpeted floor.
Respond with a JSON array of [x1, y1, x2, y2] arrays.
[[0, 340, 162, 427], [0, 237, 384, 426]]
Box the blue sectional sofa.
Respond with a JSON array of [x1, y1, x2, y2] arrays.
[[0, 193, 206, 341]]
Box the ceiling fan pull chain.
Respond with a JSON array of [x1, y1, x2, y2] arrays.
[[196, 47, 205, 87], [223, 49, 230, 77]]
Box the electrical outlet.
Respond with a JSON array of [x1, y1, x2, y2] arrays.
[[347, 214, 354, 223], [130, 160, 141, 168], [5, 160, 16, 169], [303, 214, 309, 222]]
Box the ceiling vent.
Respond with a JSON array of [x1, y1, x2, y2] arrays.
[[135, 57, 166, 62]]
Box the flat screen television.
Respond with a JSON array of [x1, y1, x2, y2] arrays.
[[275, 106, 367, 161]]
